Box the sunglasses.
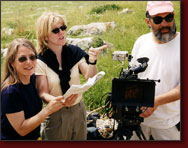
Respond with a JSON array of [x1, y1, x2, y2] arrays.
[[18, 55, 37, 63], [52, 25, 67, 34], [150, 13, 174, 24]]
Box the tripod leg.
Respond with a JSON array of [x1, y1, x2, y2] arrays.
[[135, 126, 146, 140], [135, 130, 143, 140], [114, 127, 133, 140], [140, 129, 146, 140]]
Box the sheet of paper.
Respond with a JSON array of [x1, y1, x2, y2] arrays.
[[63, 71, 105, 105]]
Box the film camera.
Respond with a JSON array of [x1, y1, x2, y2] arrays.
[[103, 51, 160, 140]]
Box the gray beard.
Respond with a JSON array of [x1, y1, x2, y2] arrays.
[[151, 21, 177, 43]]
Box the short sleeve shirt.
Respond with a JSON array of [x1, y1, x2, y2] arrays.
[[1, 75, 42, 140]]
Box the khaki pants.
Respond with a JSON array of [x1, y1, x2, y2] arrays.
[[41, 101, 87, 141]]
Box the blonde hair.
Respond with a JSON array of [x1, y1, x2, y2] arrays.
[[36, 11, 67, 54], [1, 38, 37, 91]]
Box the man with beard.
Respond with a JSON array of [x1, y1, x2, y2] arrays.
[[130, 1, 180, 140]]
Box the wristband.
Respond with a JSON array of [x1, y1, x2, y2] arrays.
[[88, 60, 97, 65], [85, 55, 97, 65]]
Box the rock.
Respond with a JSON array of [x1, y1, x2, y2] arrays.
[[67, 22, 116, 36], [118, 8, 133, 14], [36, 7, 47, 11], [1, 48, 8, 57], [67, 37, 114, 51], [2, 27, 14, 35], [67, 37, 94, 50]]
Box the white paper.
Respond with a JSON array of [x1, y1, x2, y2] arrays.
[[63, 71, 105, 105]]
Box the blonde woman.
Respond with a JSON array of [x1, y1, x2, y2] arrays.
[[1, 38, 64, 140], [35, 12, 107, 140]]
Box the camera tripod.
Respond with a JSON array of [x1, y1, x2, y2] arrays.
[[104, 95, 148, 140], [113, 115, 146, 140]]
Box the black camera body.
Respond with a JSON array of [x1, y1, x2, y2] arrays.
[[106, 55, 160, 140], [112, 78, 155, 107], [112, 57, 156, 108], [112, 57, 157, 108]]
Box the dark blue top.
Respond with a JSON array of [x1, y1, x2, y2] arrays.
[[1, 74, 42, 140]]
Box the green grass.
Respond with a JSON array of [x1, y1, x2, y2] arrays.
[[1, 1, 180, 111]]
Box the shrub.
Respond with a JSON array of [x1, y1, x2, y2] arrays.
[[91, 37, 104, 48], [90, 4, 122, 14]]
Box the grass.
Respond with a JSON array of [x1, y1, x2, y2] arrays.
[[1, 1, 180, 111]]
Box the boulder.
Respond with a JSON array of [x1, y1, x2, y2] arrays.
[[118, 8, 133, 14], [2, 27, 14, 35], [67, 37, 113, 51], [1, 48, 8, 57], [67, 22, 116, 36], [66, 37, 93, 50]]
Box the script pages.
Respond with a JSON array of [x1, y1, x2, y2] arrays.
[[63, 71, 105, 106]]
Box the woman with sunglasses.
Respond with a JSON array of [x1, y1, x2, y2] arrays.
[[35, 12, 107, 140], [1, 38, 65, 140], [130, 1, 180, 140]]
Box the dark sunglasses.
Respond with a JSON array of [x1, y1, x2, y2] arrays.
[[18, 55, 37, 63], [52, 25, 67, 34], [150, 13, 174, 24]]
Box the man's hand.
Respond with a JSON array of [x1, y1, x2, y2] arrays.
[[139, 99, 159, 118], [139, 106, 157, 118]]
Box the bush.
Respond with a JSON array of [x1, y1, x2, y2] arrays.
[[91, 37, 104, 48], [90, 4, 122, 14], [6, 22, 17, 29]]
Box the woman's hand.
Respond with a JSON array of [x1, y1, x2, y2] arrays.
[[88, 45, 108, 62], [46, 94, 78, 113], [45, 96, 65, 115], [62, 94, 78, 107], [79, 45, 108, 80]]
